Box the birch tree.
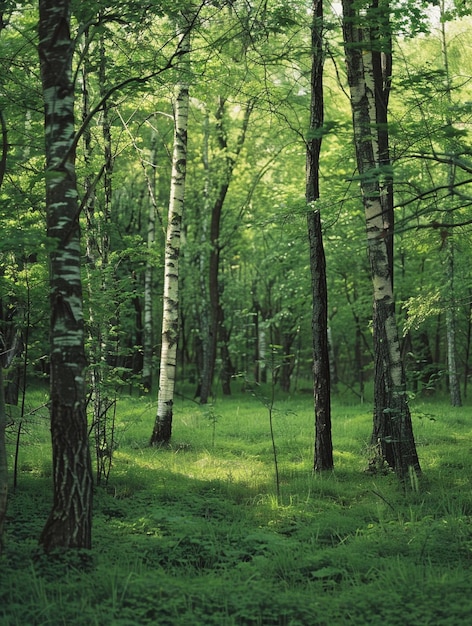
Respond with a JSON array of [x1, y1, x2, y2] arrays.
[[141, 132, 159, 393], [38, 0, 93, 550], [341, 0, 420, 478], [150, 23, 190, 445], [438, 2, 462, 406]]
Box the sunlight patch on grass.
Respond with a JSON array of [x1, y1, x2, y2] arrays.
[[4, 389, 472, 625]]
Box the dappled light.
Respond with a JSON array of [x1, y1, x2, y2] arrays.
[[2, 0, 472, 623]]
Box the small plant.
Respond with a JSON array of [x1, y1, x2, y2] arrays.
[[202, 404, 220, 448], [246, 345, 286, 503]]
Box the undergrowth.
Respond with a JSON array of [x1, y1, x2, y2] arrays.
[[1, 387, 472, 625]]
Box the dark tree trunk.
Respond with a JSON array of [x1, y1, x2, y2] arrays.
[[38, 0, 93, 551], [0, 366, 7, 554], [218, 301, 234, 395], [199, 98, 253, 404], [199, 99, 230, 404], [306, 0, 333, 471], [307, 211, 333, 470], [279, 332, 296, 393]]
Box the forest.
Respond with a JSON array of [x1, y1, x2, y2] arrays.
[[1, 0, 472, 624]]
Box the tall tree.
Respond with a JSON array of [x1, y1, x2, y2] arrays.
[[439, 2, 462, 406], [150, 21, 190, 445], [0, 363, 6, 554], [0, 5, 9, 556], [141, 131, 159, 393], [341, 0, 420, 478], [199, 97, 253, 404], [38, 0, 93, 550], [306, 0, 333, 471], [81, 27, 117, 484]]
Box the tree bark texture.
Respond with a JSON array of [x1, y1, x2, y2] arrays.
[[83, 33, 116, 484], [306, 0, 333, 471], [445, 239, 462, 406], [151, 27, 190, 445], [199, 98, 253, 404], [439, 16, 462, 407], [0, 366, 7, 554], [342, 0, 420, 478], [38, 0, 93, 550], [0, 15, 8, 543], [142, 133, 158, 392]]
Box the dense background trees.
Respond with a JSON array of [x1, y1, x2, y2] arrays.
[[1, 0, 472, 547]]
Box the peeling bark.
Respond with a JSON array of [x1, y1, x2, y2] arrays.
[[342, 0, 420, 479]]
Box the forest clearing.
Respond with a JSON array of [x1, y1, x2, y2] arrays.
[[2, 385, 472, 625], [2, 1, 472, 624]]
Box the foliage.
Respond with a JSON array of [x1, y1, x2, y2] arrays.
[[2, 389, 472, 624], [2, 0, 471, 403]]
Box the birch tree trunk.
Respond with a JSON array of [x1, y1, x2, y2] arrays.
[[444, 233, 462, 406], [439, 8, 462, 407], [142, 134, 158, 392], [150, 26, 190, 445], [38, 0, 93, 550], [306, 0, 333, 471], [342, 0, 420, 479]]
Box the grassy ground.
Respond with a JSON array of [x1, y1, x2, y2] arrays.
[[1, 384, 472, 625]]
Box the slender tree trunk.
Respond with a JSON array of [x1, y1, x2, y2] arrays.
[[142, 133, 158, 392], [259, 327, 267, 383], [82, 31, 116, 485], [38, 0, 93, 550], [463, 292, 472, 399], [199, 98, 253, 404], [218, 294, 234, 395], [0, 14, 8, 553], [279, 331, 296, 393], [150, 26, 190, 445], [94, 34, 116, 483], [306, 0, 333, 471], [0, 366, 7, 554], [342, 0, 420, 479], [445, 238, 462, 405], [199, 98, 229, 404], [439, 9, 462, 407], [195, 111, 211, 398]]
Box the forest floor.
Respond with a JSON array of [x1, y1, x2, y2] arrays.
[[1, 384, 472, 625]]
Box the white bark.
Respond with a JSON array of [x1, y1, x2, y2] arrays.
[[142, 137, 157, 390], [342, 0, 420, 477], [151, 26, 190, 444], [439, 9, 462, 407]]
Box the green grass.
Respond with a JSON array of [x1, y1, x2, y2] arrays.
[[2, 386, 472, 625]]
